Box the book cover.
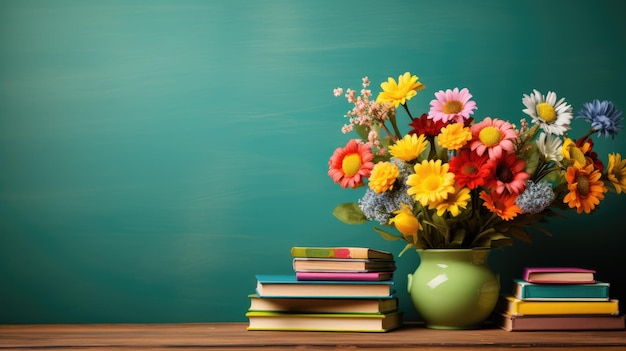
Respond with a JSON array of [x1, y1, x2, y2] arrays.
[[292, 258, 396, 272], [498, 295, 620, 316], [513, 279, 610, 301], [248, 294, 398, 314], [296, 271, 393, 281], [522, 267, 596, 284], [495, 312, 626, 331], [290, 247, 393, 260], [246, 310, 403, 332], [255, 274, 395, 298]]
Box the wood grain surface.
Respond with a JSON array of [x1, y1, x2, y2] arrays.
[[1, 323, 625, 350]]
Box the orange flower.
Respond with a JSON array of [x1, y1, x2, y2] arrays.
[[479, 191, 522, 221], [563, 164, 607, 214]]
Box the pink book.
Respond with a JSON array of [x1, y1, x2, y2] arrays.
[[523, 267, 596, 284], [296, 271, 393, 281]]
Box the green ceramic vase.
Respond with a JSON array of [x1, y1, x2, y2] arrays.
[[407, 248, 500, 329]]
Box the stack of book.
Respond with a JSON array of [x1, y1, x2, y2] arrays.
[[246, 246, 403, 332], [495, 267, 625, 331]]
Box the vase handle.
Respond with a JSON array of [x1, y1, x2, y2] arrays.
[[407, 273, 413, 293]]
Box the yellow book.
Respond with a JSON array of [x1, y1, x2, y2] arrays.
[[498, 295, 620, 316]]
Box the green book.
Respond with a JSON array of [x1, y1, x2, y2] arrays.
[[513, 279, 610, 301]]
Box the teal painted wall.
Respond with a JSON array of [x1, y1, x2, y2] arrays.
[[1, 0, 625, 323]]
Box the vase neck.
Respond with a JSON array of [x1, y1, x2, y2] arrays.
[[417, 248, 490, 264]]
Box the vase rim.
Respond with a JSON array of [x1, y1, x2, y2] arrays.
[[416, 247, 491, 252]]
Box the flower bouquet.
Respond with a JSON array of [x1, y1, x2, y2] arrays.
[[328, 72, 625, 255]]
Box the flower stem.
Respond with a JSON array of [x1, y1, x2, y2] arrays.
[[471, 213, 500, 246], [388, 110, 403, 139], [380, 123, 398, 142], [401, 103, 415, 121], [578, 128, 597, 143]]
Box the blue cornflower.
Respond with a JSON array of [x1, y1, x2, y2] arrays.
[[576, 99, 623, 139], [515, 180, 555, 214]]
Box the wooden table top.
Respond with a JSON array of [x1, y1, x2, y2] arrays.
[[1, 322, 625, 350]]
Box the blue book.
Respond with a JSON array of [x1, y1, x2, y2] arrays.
[[255, 274, 395, 298], [513, 279, 610, 301]]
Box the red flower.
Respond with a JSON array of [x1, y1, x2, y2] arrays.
[[448, 149, 493, 189], [408, 113, 448, 137]]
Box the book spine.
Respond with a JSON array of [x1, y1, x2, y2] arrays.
[[296, 272, 391, 281], [291, 248, 356, 258], [509, 299, 620, 316], [517, 282, 610, 300]]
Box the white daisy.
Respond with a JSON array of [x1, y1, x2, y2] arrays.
[[522, 89, 573, 135], [536, 132, 563, 165]]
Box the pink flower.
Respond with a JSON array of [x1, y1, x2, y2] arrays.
[[362, 77, 370, 88], [486, 153, 530, 195], [470, 117, 518, 159], [428, 87, 477, 124], [328, 139, 375, 189], [333, 88, 344, 97]]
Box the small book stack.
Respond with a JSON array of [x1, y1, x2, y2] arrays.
[[246, 246, 403, 332], [495, 267, 625, 331]]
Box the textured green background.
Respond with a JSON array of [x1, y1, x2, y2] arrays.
[[1, 0, 625, 323]]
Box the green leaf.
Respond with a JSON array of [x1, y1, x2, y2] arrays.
[[529, 223, 553, 237], [373, 226, 403, 241], [502, 225, 533, 243], [432, 136, 449, 162], [332, 203, 368, 224], [475, 233, 512, 248], [450, 228, 466, 247], [523, 144, 540, 175], [489, 236, 514, 249], [471, 228, 496, 246], [398, 243, 417, 257], [353, 123, 370, 142]]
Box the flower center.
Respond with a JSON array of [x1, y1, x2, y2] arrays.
[[495, 201, 506, 212], [576, 175, 590, 196], [496, 164, 514, 183], [423, 175, 441, 191], [536, 103, 557, 123], [341, 153, 362, 177], [478, 126, 502, 147], [462, 164, 478, 175], [442, 100, 463, 114]]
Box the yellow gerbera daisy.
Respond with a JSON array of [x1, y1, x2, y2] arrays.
[[368, 161, 399, 194], [563, 163, 607, 214], [389, 134, 429, 162], [428, 186, 471, 217], [606, 153, 626, 194], [407, 159, 456, 206], [389, 203, 421, 242], [437, 123, 472, 150], [375, 72, 425, 108]]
